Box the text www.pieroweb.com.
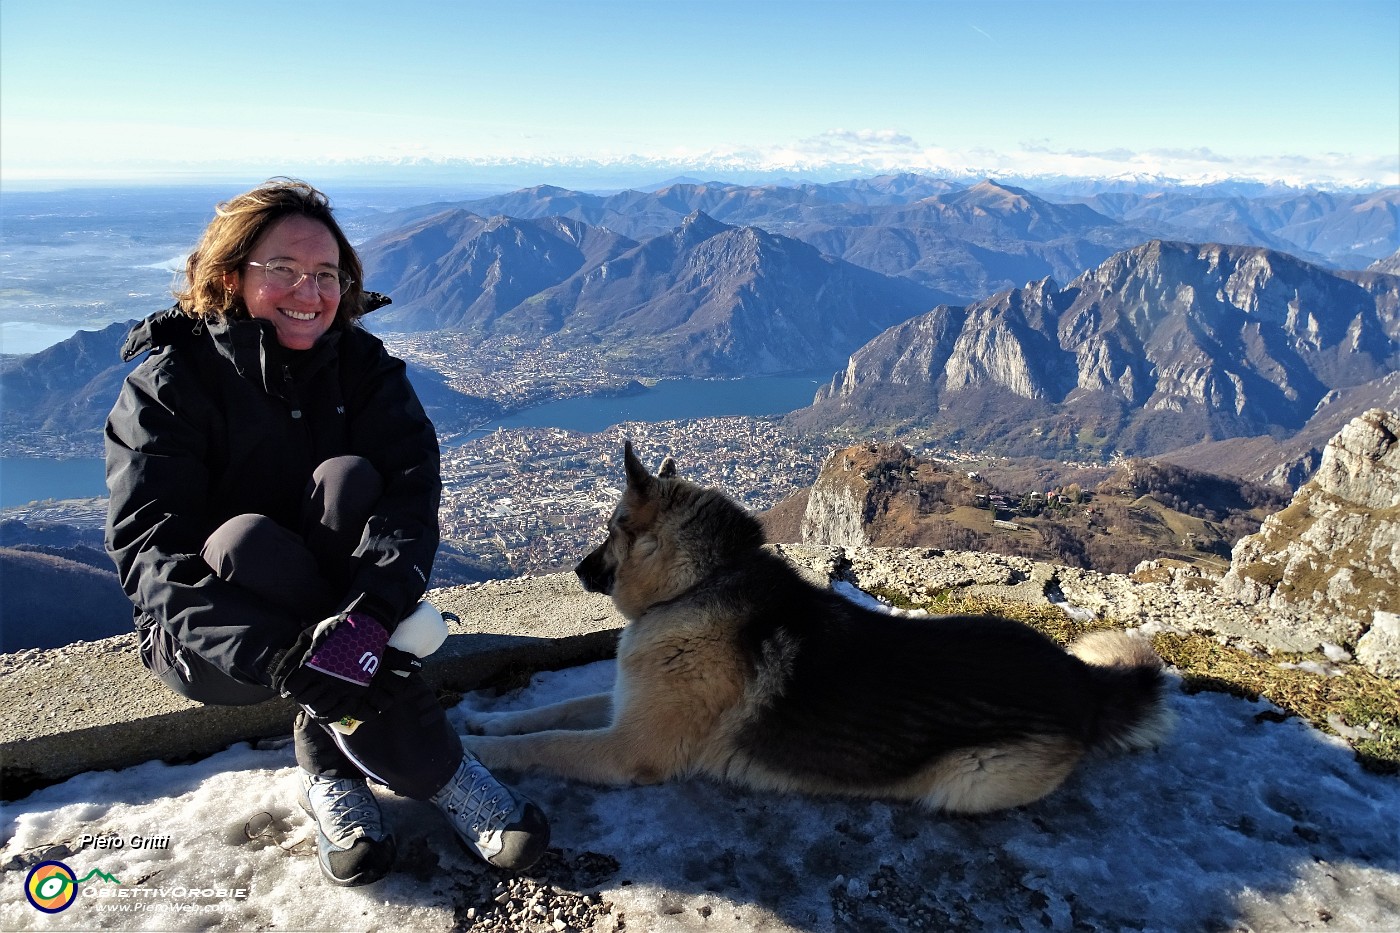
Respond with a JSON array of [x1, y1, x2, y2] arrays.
[[92, 901, 237, 914]]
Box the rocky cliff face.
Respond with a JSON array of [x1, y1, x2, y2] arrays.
[[1221, 408, 1400, 675], [799, 241, 1400, 461], [798, 444, 903, 547], [788, 424, 1400, 681], [791, 440, 1292, 577]]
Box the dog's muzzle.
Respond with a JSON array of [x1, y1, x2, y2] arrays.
[[575, 546, 615, 595]]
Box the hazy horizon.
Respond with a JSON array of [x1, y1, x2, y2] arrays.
[[3, 0, 1396, 190]]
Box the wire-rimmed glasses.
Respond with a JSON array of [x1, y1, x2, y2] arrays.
[[247, 260, 353, 296]]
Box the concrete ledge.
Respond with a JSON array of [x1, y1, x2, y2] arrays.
[[0, 573, 624, 799]]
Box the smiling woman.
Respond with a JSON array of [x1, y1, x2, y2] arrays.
[[101, 177, 551, 886]]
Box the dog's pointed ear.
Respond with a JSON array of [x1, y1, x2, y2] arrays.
[[623, 440, 653, 491], [657, 456, 677, 479]]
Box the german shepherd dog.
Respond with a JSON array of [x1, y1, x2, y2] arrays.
[[463, 442, 1172, 813]]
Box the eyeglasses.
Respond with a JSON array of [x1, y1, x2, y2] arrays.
[[247, 261, 353, 297]]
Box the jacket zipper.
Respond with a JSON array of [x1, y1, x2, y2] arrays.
[[282, 365, 304, 420]]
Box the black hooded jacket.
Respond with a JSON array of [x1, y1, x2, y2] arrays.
[[104, 306, 441, 687]]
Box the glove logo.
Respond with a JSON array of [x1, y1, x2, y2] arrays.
[[359, 652, 379, 675]]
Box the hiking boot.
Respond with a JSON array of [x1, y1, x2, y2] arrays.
[[299, 770, 397, 886], [429, 751, 550, 871]]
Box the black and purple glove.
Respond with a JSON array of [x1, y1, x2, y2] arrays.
[[363, 647, 433, 722], [271, 612, 390, 722]]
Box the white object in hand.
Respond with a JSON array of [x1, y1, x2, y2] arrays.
[[330, 601, 448, 734]]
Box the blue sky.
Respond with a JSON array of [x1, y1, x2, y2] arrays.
[[2, 0, 1397, 187]]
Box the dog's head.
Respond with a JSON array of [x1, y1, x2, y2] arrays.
[[576, 440, 765, 619]]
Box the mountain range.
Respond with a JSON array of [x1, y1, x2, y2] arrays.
[[0, 321, 133, 455], [361, 210, 939, 374], [1074, 187, 1399, 270], [355, 174, 1398, 300], [791, 240, 1399, 474], [5, 174, 1398, 486]]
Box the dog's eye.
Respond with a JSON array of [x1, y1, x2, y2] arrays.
[[633, 535, 659, 557]]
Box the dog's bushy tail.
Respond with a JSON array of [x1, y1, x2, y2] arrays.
[[1070, 630, 1174, 755]]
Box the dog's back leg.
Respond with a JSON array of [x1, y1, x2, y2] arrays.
[[910, 736, 1085, 814]]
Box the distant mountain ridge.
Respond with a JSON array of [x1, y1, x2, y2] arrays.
[[0, 321, 134, 456], [361, 212, 639, 332], [356, 175, 1399, 297], [360, 177, 1144, 303], [0, 544, 130, 650], [363, 210, 940, 375], [1076, 188, 1399, 269], [7, 174, 1398, 475], [793, 241, 1400, 467]]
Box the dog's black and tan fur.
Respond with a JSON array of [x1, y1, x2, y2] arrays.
[[463, 442, 1172, 813]]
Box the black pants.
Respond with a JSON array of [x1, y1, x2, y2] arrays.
[[143, 456, 461, 800]]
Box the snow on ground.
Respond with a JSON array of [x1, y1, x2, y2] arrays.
[[3, 660, 1399, 932]]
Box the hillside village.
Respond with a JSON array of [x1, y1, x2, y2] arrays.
[[5, 414, 1286, 589]]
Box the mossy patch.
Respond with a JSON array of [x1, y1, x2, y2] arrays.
[[1150, 631, 1399, 775], [1240, 560, 1285, 588]]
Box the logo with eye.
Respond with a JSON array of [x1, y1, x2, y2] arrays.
[[25, 861, 78, 913], [24, 861, 122, 913]]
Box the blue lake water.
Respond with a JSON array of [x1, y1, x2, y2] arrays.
[[472, 371, 828, 435], [1, 458, 108, 509]]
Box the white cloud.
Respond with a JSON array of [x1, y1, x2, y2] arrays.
[[3, 118, 1394, 190]]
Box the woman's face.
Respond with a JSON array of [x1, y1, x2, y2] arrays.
[[234, 215, 342, 350]]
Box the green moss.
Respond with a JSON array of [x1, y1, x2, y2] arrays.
[[1151, 632, 1399, 775], [1241, 561, 1284, 587]]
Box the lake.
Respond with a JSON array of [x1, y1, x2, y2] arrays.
[[1, 372, 828, 508], [470, 371, 828, 435], [1, 457, 108, 509]]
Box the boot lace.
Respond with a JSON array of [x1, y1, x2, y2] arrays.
[[304, 775, 383, 846], [432, 756, 512, 834]]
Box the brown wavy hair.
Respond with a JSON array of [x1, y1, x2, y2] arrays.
[[175, 178, 367, 323]]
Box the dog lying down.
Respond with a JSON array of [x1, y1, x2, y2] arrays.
[[463, 442, 1173, 814]]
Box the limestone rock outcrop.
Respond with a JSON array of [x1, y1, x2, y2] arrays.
[[797, 444, 903, 547], [1221, 408, 1400, 675]]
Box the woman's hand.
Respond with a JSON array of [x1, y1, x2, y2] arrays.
[[272, 612, 389, 721]]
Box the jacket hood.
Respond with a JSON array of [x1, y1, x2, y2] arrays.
[[120, 306, 195, 362]]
